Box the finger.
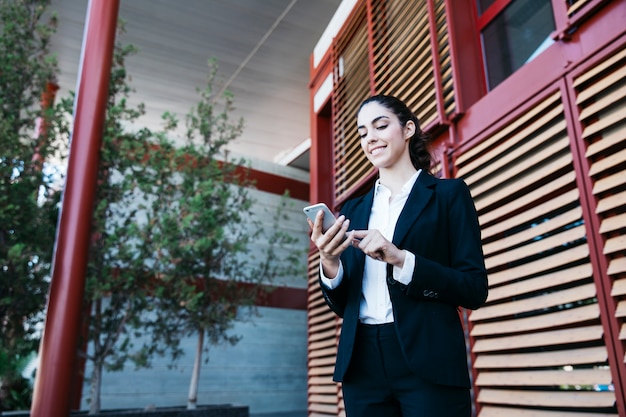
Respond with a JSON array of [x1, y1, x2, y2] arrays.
[[351, 230, 369, 240]]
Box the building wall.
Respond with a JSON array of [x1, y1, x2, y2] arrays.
[[308, 0, 626, 416], [82, 306, 308, 415]]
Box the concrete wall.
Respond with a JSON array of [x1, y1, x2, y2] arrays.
[[82, 307, 307, 415]]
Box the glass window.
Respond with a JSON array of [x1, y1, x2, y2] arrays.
[[476, 0, 496, 16], [479, 0, 556, 90]]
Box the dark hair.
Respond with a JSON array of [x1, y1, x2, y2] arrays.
[[357, 94, 432, 172]]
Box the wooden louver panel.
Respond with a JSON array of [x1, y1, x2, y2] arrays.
[[306, 249, 342, 417], [332, 5, 373, 205], [371, 0, 441, 128], [573, 46, 626, 366], [434, 0, 456, 117], [454, 88, 618, 415]]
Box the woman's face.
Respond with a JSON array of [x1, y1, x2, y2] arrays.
[[356, 101, 414, 170]]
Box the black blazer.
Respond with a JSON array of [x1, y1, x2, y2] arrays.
[[320, 172, 488, 388]]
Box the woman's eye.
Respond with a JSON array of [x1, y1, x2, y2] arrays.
[[376, 124, 388, 130]]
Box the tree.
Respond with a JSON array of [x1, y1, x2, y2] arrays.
[[139, 61, 304, 410], [0, 0, 70, 411], [80, 36, 304, 413], [79, 32, 173, 414]]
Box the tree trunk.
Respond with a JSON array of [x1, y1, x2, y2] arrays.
[[89, 359, 103, 414], [187, 328, 204, 410]]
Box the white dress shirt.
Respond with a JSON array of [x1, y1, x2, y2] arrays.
[[321, 170, 420, 324]]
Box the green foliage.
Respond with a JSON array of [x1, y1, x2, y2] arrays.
[[81, 32, 304, 413], [1, 3, 304, 412], [0, 0, 71, 411], [81, 26, 168, 414]]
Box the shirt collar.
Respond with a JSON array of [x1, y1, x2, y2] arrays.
[[374, 169, 422, 197]]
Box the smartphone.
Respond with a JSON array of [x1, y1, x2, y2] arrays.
[[303, 203, 337, 233]]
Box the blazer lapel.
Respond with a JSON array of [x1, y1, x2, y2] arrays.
[[392, 172, 436, 245], [346, 187, 374, 271], [350, 187, 375, 230]]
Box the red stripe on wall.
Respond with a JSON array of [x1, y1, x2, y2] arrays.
[[239, 166, 310, 201], [256, 285, 308, 310]]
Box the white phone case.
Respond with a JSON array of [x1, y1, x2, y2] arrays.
[[303, 203, 336, 232]]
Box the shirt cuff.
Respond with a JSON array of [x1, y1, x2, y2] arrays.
[[393, 250, 415, 285], [320, 261, 344, 289]]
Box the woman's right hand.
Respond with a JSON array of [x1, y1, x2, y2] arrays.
[[307, 210, 353, 278]]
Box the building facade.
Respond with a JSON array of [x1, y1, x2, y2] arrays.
[[307, 0, 626, 416]]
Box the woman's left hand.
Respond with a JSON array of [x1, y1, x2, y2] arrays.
[[351, 229, 405, 268]]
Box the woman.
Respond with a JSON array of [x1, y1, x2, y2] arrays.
[[308, 94, 488, 417]]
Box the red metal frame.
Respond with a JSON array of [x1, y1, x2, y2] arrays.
[[444, 0, 487, 117], [475, 0, 511, 30]]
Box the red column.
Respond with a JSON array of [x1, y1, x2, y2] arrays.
[[30, 1, 120, 416]]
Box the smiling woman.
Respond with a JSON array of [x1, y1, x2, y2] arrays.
[[306, 94, 488, 417]]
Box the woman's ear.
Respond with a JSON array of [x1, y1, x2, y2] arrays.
[[404, 120, 416, 139]]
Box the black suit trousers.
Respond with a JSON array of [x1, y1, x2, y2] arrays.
[[341, 323, 471, 417]]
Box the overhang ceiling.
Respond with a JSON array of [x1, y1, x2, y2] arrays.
[[48, 0, 341, 171]]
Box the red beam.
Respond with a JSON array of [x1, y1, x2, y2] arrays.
[[30, 1, 119, 416]]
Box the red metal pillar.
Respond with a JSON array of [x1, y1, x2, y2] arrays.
[[30, 1, 120, 416]]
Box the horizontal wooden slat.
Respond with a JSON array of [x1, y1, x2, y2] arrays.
[[456, 91, 561, 169], [471, 303, 598, 336], [308, 402, 338, 414], [309, 328, 337, 342], [604, 235, 626, 255], [573, 46, 626, 89], [308, 356, 337, 368], [477, 388, 616, 408], [308, 346, 337, 359], [471, 141, 571, 203], [611, 278, 626, 296], [592, 169, 626, 195], [462, 115, 566, 189], [484, 225, 586, 270], [309, 338, 337, 351], [486, 263, 591, 303], [482, 207, 582, 256], [578, 82, 626, 122], [474, 346, 608, 369], [615, 300, 626, 318], [596, 190, 626, 215], [473, 325, 603, 353], [308, 384, 337, 394], [479, 405, 617, 417], [608, 257, 626, 276], [477, 171, 576, 225], [308, 375, 335, 386], [485, 243, 589, 288], [600, 212, 626, 235], [481, 189, 579, 240], [587, 147, 626, 178], [581, 104, 626, 141], [576, 63, 626, 107], [586, 124, 626, 159], [471, 282, 596, 322], [476, 368, 611, 387], [309, 394, 337, 404]]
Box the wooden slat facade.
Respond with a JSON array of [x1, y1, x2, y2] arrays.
[[308, 0, 626, 415]]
